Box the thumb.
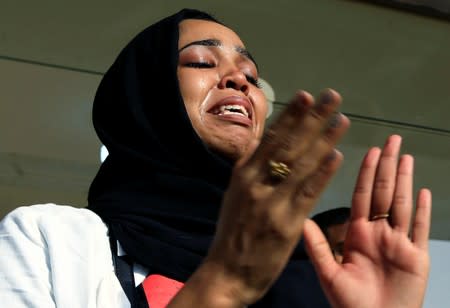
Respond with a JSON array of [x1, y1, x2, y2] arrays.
[[303, 219, 339, 284]]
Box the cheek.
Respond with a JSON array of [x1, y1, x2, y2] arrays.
[[178, 71, 212, 107], [253, 91, 269, 135], [254, 90, 268, 115], [177, 70, 215, 131]]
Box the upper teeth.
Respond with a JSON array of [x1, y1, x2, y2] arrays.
[[219, 105, 249, 118]]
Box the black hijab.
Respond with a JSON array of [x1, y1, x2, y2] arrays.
[[88, 8, 329, 307]]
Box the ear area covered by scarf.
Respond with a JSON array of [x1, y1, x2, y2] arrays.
[[88, 8, 230, 283]]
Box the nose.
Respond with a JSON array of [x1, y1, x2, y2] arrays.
[[218, 71, 250, 95]]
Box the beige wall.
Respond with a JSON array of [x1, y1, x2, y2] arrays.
[[1, 1, 449, 240]]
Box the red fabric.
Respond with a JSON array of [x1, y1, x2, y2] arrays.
[[142, 274, 184, 308]]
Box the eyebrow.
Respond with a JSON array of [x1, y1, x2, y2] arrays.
[[179, 39, 258, 67]]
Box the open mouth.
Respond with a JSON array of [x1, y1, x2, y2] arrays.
[[208, 96, 253, 121], [213, 104, 249, 118]]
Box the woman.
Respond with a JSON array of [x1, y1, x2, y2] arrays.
[[0, 8, 431, 308]]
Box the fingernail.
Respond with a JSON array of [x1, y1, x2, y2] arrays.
[[295, 90, 312, 108], [318, 90, 334, 105], [328, 112, 341, 128]]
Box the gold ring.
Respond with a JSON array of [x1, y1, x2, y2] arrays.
[[268, 160, 291, 181], [370, 213, 390, 221]]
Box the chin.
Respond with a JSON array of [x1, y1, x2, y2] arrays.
[[209, 141, 249, 163], [201, 127, 257, 162]]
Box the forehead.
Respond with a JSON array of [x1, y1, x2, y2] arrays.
[[178, 19, 245, 49]]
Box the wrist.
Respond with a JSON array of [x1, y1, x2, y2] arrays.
[[168, 259, 255, 308], [186, 260, 249, 307]]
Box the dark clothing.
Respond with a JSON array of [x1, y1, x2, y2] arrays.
[[254, 260, 330, 308], [88, 8, 228, 282]]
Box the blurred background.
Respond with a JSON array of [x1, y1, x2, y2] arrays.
[[1, 0, 449, 305]]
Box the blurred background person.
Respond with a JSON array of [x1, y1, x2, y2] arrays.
[[311, 207, 351, 264]]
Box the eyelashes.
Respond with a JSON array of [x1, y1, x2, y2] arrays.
[[185, 62, 214, 69], [245, 75, 262, 89], [184, 62, 262, 88]]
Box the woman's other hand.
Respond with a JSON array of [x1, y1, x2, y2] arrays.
[[304, 135, 431, 308]]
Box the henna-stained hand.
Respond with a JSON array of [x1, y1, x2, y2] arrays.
[[204, 89, 350, 305]]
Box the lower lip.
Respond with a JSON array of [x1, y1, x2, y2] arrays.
[[213, 113, 252, 126]]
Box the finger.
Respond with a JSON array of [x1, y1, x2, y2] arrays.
[[268, 110, 349, 207], [351, 147, 382, 220], [251, 90, 315, 162], [371, 135, 402, 217], [240, 90, 313, 181], [390, 155, 414, 233], [412, 188, 432, 250], [248, 89, 342, 178], [278, 108, 348, 184], [291, 150, 344, 218], [303, 219, 340, 284]]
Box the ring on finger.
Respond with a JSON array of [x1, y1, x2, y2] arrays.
[[370, 213, 390, 221], [268, 160, 291, 181]]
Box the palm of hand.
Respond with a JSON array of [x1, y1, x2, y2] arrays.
[[325, 219, 429, 308], [304, 136, 431, 308]]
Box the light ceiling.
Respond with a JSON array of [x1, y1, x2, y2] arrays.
[[1, 0, 449, 239]]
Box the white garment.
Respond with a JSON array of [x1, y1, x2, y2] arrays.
[[0, 203, 130, 308]]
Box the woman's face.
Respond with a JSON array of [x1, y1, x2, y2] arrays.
[[177, 19, 268, 162]]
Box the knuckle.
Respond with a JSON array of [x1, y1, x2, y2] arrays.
[[277, 135, 295, 153], [298, 182, 319, 199], [353, 184, 368, 195], [374, 178, 392, 190], [260, 129, 295, 153], [261, 129, 277, 146], [393, 194, 408, 205], [413, 219, 426, 230]]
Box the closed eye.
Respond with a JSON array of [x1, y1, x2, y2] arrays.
[[185, 62, 261, 89], [185, 62, 214, 68], [246, 75, 261, 88]]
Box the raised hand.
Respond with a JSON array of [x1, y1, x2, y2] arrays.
[[304, 135, 431, 308], [168, 89, 351, 307], [200, 89, 350, 305]]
